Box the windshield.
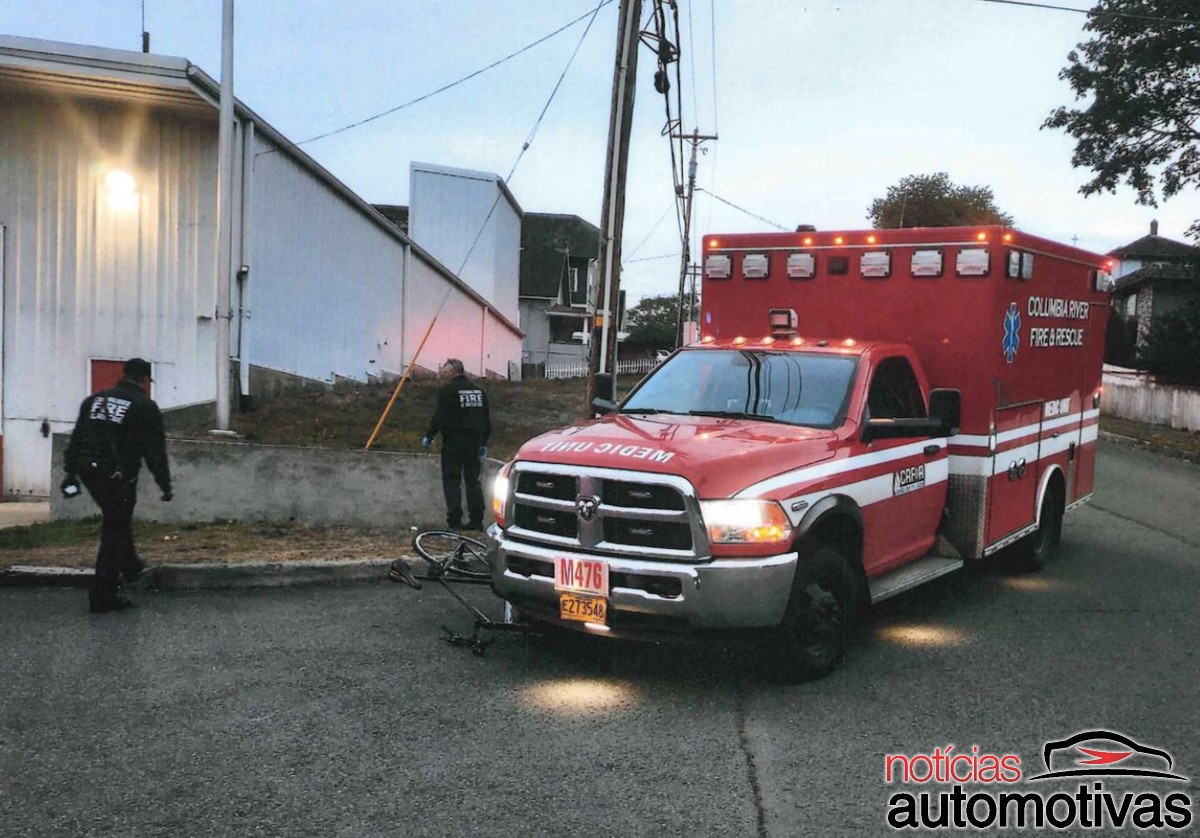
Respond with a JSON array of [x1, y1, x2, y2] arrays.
[[620, 349, 857, 429]]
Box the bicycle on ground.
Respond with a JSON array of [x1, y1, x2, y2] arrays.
[[388, 528, 528, 654]]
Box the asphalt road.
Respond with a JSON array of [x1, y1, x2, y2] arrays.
[[1, 439, 1197, 837]]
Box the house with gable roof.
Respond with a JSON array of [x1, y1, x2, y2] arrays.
[[1108, 220, 1200, 350]]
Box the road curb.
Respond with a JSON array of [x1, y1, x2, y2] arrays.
[[1098, 430, 1200, 465], [0, 557, 409, 591]]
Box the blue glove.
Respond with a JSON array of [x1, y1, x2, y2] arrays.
[[478, 446, 488, 460], [421, 436, 431, 449]]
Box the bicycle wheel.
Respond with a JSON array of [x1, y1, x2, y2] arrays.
[[413, 530, 492, 580]]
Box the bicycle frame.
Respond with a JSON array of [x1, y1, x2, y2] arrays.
[[390, 537, 531, 655]]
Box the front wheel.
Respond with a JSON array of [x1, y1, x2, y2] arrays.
[[770, 543, 857, 684], [412, 530, 492, 579]]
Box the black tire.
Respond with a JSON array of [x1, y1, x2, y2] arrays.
[[771, 543, 857, 684], [413, 530, 492, 580], [1012, 487, 1063, 572]]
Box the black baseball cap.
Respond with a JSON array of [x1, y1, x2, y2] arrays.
[[123, 357, 153, 380]]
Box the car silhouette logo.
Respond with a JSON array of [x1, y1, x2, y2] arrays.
[[1027, 730, 1188, 782]]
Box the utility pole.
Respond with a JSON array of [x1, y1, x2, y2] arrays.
[[214, 0, 235, 430], [674, 128, 716, 348], [585, 0, 643, 414]]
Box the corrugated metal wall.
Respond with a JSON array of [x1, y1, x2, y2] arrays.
[[409, 164, 522, 326], [0, 90, 218, 496], [249, 137, 407, 382], [0, 74, 524, 498], [248, 137, 522, 383]]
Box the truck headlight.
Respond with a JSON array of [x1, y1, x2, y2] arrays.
[[699, 499, 792, 544], [491, 466, 512, 528]]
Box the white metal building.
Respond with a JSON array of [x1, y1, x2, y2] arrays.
[[0, 36, 522, 499], [409, 163, 522, 327]]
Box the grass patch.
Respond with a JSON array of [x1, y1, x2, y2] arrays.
[[1100, 416, 1200, 463], [172, 374, 647, 459]]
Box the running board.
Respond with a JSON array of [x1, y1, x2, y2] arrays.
[[868, 556, 964, 604]]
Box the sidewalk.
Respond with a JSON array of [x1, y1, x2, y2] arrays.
[[0, 501, 49, 530], [0, 499, 414, 591]]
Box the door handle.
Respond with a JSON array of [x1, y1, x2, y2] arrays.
[[923, 445, 942, 457]]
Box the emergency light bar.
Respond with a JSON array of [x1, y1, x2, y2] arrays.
[[742, 253, 769, 278], [705, 253, 731, 279], [787, 253, 815, 278]]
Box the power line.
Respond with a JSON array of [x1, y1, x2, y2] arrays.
[[455, 0, 606, 275], [262, 0, 615, 155], [625, 252, 678, 263], [967, 0, 1197, 26], [708, 0, 719, 136], [625, 202, 676, 261], [697, 188, 787, 231], [686, 0, 698, 126]]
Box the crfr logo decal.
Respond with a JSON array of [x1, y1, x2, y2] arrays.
[[893, 465, 926, 496]]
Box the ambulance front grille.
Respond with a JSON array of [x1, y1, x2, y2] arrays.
[[507, 465, 707, 560]]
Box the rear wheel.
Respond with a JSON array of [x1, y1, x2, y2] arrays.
[[412, 531, 492, 579], [1012, 486, 1063, 572], [771, 543, 857, 684]]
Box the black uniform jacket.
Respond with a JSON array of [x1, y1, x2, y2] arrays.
[[64, 379, 172, 492], [425, 374, 492, 444]]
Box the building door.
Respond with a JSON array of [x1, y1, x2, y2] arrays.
[[89, 359, 152, 398], [90, 359, 125, 394]]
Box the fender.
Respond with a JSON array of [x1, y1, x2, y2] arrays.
[[795, 494, 863, 541], [1035, 464, 1066, 525]]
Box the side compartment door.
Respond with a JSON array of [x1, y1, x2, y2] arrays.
[[859, 356, 948, 575], [986, 402, 1042, 546]]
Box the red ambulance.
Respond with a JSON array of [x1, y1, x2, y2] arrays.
[[490, 226, 1112, 681]]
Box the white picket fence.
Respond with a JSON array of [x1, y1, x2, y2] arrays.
[[1101, 366, 1200, 431], [545, 357, 657, 379]]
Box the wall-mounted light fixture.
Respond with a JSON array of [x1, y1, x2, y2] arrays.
[[105, 169, 139, 213]]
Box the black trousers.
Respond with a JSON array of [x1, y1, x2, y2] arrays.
[[440, 435, 483, 528], [79, 470, 139, 603]]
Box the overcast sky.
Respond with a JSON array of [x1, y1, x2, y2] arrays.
[[3, 0, 1192, 304]]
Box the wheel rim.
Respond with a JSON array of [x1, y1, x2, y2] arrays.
[[794, 581, 845, 664]]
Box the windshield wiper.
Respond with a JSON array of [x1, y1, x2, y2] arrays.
[[618, 407, 675, 415], [686, 410, 778, 422]]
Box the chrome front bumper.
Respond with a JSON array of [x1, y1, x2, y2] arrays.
[[491, 530, 798, 637]]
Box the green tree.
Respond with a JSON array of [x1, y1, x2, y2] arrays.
[[1139, 299, 1200, 385], [626, 293, 699, 346], [1043, 1, 1200, 240], [867, 172, 1014, 229]]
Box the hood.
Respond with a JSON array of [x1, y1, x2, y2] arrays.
[[514, 413, 838, 499]]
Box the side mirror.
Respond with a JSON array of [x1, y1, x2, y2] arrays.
[[591, 396, 616, 416], [929, 388, 961, 437], [862, 417, 946, 442], [590, 372, 617, 416]]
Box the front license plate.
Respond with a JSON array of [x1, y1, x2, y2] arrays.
[[559, 592, 608, 625], [554, 557, 608, 596]]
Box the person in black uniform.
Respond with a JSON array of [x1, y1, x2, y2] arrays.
[[61, 358, 173, 613], [422, 358, 491, 531]]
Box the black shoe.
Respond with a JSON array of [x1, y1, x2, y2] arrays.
[[466, 521, 484, 532], [121, 558, 147, 584], [89, 594, 134, 614]]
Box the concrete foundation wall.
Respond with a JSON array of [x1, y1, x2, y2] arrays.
[[50, 435, 497, 531]]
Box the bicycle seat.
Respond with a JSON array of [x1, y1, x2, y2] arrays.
[[388, 559, 422, 590]]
